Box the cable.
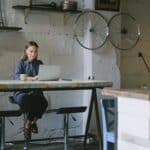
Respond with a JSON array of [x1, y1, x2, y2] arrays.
[[70, 114, 76, 121], [6, 117, 14, 125], [138, 52, 150, 73]]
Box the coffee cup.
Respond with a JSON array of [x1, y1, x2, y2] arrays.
[[20, 74, 27, 81]]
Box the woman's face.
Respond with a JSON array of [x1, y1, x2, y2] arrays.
[[26, 46, 38, 61]]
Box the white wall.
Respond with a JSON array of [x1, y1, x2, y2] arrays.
[[0, 0, 120, 141]]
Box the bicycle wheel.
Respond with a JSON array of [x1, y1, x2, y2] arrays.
[[74, 10, 108, 50], [108, 13, 140, 50]]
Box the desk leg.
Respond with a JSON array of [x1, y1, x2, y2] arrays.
[[0, 117, 5, 150], [83, 88, 102, 150], [94, 89, 102, 150]]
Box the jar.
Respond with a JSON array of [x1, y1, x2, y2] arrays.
[[62, 0, 78, 11]]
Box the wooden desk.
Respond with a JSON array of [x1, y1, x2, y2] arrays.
[[0, 80, 113, 150]]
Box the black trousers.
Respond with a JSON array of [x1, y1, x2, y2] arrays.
[[20, 94, 48, 120]]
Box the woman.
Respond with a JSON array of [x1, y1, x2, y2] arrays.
[[13, 41, 48, 140]]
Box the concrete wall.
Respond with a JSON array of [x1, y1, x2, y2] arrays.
[[120, 0, 150, 88], [0, 0, 120, 141]]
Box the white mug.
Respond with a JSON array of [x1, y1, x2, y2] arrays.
[[20, 74, 27, 81]]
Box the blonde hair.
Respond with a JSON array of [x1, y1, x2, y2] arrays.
[[21, 41, 39, 60]]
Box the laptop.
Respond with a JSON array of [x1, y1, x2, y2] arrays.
[[38, 65, 61, 81]]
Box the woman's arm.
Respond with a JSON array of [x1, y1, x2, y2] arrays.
[[13, 61, 24, 80], [26, 60, 43, 81], [13, 59, 42, 81]]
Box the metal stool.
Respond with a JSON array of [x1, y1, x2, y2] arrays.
[[0, 97, 22, 150], [9, 96, 29, 150], [57, 106, 87, 150]]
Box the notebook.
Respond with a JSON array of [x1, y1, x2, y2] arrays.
[[38, 65, 61, 81]]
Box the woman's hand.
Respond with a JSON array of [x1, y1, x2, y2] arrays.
[[27, 75, 39, 81], [32, 75, 39, 81]]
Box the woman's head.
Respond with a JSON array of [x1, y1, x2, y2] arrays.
[[21, 41, 39, 61]]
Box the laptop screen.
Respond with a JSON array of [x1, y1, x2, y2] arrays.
[[38, 65, 61, 81]]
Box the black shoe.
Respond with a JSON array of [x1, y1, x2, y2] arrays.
[[31, 123, 38, 133]]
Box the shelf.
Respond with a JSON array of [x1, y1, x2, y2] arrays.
[[0, 26, 22, 31], [12, 5, 82, 14]]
